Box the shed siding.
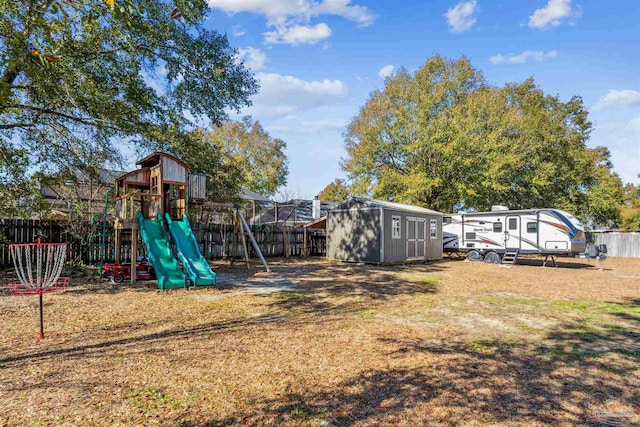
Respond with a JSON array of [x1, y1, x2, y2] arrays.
[[382, 210, 443, 262], [383, 209, 408, 263], [327, 208, 381, 263], [425, 215, 443, 260], [162, 157, 187, 183]]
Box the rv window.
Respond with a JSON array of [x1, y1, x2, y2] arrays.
[[508, 218, 518, 230], [430, 219, 438, 239], [391, 216, 401, 239], [465, 232, 476, 240], [493, 222, 502, 232], [527, 222, 537, 233], [444, 217, 452, 224]]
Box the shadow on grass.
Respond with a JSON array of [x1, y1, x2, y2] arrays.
[[193, 299, 640, 426], [442, 255, 597, 269], [516, 257, 596, 269], [0, 261, 440, 367], [264, 261, 439, 313]]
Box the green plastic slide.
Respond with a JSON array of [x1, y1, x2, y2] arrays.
[[165, 213, 217, 287], [137, 212, 186, 289]]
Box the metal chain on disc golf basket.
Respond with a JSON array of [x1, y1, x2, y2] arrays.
[[8, 239, 69, 338], [9, 242, 67, 293]]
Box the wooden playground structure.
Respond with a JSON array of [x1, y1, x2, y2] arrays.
[[109, 152, 269, 284]]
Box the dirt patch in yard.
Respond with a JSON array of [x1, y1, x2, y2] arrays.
[[0, 256, 638, 426]]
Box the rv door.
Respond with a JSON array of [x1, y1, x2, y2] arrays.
[[504, 215, 521, 249]]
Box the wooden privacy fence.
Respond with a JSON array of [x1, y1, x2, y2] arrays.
[[587, 232, 640, 258], [0, 218, 109, 266], [189, 223, 326, 260], [1, 218, 327, 267]]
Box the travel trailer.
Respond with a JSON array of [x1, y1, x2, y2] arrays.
[[443, 206, 587, 264]]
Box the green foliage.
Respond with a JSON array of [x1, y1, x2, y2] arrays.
[[620, 183, 640, 230], [172, 127, 244, 203], [583, 163, 624, 228], [343, 55, 621, 224], [0, 0, 257, 213], [0, 143, 47, 217], [317, 178, 349, 202], [173, 117, 288, 202], [202, 117, 288, 198]]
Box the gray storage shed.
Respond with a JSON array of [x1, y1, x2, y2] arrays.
[[326, 198, 443, 264]]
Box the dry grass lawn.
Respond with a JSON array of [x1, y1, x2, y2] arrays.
[[1, 256, 639, 426]]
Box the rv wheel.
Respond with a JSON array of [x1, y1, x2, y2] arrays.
[[483, 251, 501, 264], [466, 250, 484, 262]]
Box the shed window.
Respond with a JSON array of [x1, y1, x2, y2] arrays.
[[493, 222, 502, 233], [527, 222, 537, 233], [391, 216, 401, 239], [430, 219, 438, 239]]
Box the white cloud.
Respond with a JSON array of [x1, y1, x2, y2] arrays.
[[237, 47, 267, 71], [528, 0, 576, 30], [243, 73, 348, 118], [378, 64, 394, 78], [208, 0, 373, 26], [299, 118, 347, 134], [445, 1, 477, 33], [264, 23, 331, 45], [593, 90, 640, 110], [489, 50, 558, 65], [209, 0, 373, 45], [231, 25, 246, 37]]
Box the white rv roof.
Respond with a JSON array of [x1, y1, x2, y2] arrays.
[[446, 208, 569, 216]]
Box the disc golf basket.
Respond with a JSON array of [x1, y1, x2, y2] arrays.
[[8, 238, 69, 339]]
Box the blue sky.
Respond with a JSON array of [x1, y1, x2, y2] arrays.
[[201, 0, 639, 199]]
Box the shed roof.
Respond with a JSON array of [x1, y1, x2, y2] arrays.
[[304, 216, 327, 229], [335, 197, 443, 216]]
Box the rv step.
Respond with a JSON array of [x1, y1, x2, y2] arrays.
[[502, 249, 519, 265]]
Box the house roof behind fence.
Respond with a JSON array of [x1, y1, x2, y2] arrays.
[[240, 188, 272, 203], [252, 199, 339, 224]]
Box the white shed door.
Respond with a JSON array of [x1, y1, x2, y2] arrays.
[[407, 217, 426, 259]]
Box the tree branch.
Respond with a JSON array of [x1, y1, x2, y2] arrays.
[[0, 122, 37, 129], [13, 104, 109, 127]]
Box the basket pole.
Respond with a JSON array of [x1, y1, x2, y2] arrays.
[[39, 291, 44, 339]]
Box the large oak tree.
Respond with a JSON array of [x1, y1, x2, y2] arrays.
[[0, 0, 257, 216], [343, 55, 622, 225]]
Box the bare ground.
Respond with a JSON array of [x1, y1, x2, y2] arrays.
[[1, 256, 639, 426]]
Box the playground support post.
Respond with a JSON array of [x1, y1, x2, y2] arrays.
[[237, 213, 251, 269], [236, 207, 271, 273]]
